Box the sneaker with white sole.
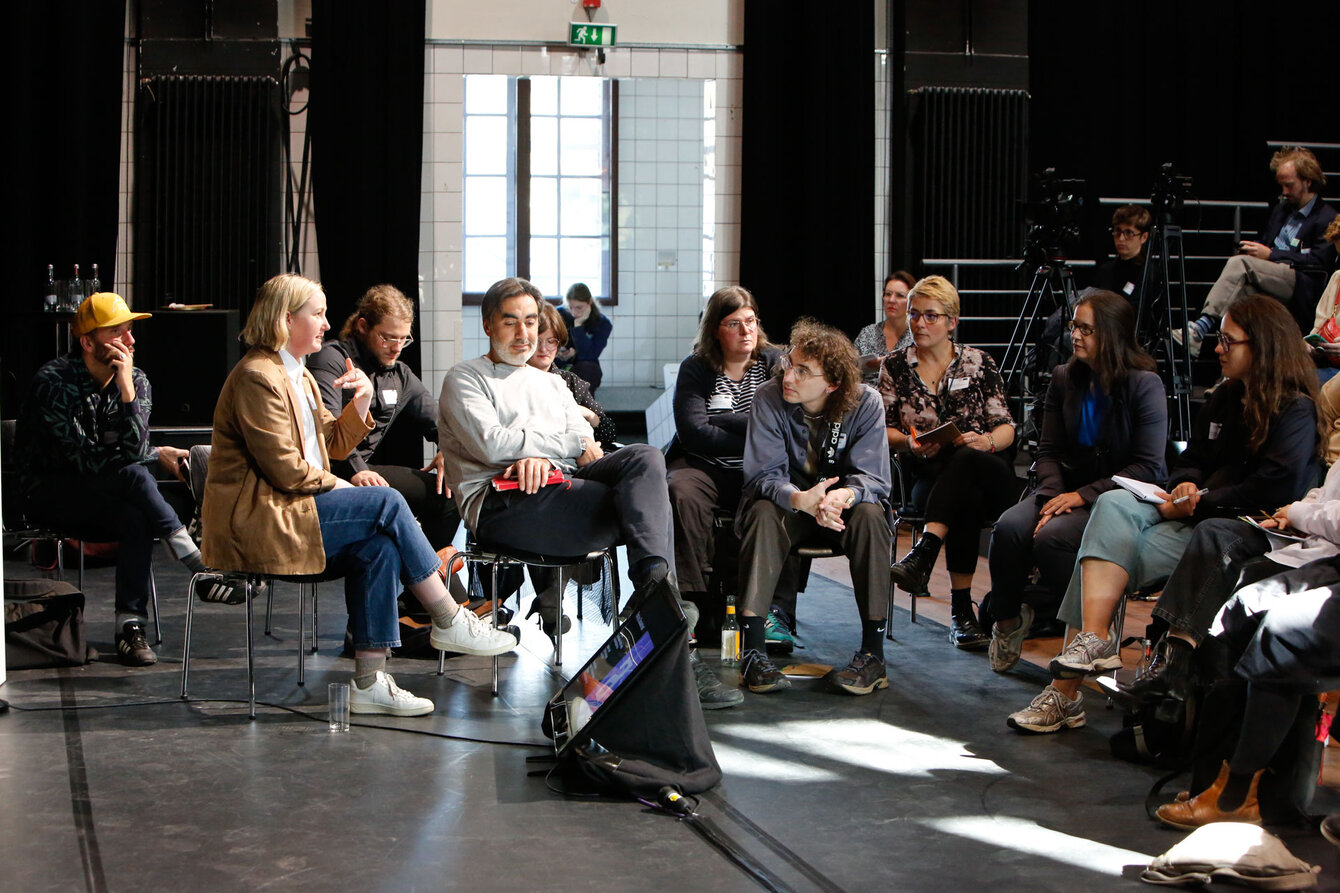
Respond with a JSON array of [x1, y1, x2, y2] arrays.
[[349, 671, 434, 717], [1170, 324, 1204, 358], [1006, 684, 1086, 733], [988, 603, 1034, 673], [1048, 630, 1121, 678], [429, 604, 519, 656]]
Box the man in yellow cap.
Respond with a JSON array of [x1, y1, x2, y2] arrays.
[[15, 293, 238, 666]]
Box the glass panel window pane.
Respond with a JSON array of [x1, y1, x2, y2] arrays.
[[560, 178, 603, 236], [465, 116, 508, 176], [465, 176, 507, 235], [529, 237, 559, 298], [559, 238, 603, 294], [530, 116, 558, 177], [530, 177, 558, 236], [464, 237, 507, 293], [465, 75, 508, 114], [530, 76, 558, 116], [560, 77, 603, 116], [559, 118, 602, 176]]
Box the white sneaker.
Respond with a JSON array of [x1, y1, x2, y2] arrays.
[[349, 671, 434, 717], [988, 603, 1034, 673], [1048, 630, 1122, 678], [430, 605, 519, 656], [1006, 684, 1086, 734]]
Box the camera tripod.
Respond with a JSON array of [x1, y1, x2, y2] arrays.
[[1136, 219, 1194, 442], [1002, 253, 1079, 396]]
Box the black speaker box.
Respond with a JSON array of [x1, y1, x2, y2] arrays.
[[133, 310, 240, 428]]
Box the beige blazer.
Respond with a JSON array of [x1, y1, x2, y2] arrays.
[[201, 348, 373, 575]]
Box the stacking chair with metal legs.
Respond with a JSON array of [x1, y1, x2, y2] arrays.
[[17, 529, 163, 645], [437, 540, 618, 695], [887, 453, 927, 632], [180, 569, 337, 718]]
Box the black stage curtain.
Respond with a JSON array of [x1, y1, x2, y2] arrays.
[[6, 0, 125, 409], [740, 1, 875, 342], [1030, 1, 1340, 260], [309, 1, 425, 375]]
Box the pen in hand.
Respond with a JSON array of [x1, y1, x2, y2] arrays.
[[1172, 488, 1209, 505]]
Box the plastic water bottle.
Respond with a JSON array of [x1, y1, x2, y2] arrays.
[[720, 596, 740, 666]]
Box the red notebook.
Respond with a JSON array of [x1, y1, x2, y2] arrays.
[[491, 468, 569, 491]]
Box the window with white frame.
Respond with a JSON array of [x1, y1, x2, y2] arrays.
[[463, 75, 615, 304]]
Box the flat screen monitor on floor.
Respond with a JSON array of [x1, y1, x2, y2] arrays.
[[546, 582, 686, 758]]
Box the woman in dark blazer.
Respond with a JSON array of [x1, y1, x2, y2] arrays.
[[985, 290, 1167, 673]]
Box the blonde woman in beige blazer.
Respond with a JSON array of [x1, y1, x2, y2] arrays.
[[202, 274, 516, 717]]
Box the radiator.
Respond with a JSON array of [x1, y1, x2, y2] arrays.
[[134, 75, 281, 309], [909, 86, 1029, 262]]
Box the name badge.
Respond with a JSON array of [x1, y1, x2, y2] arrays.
[[1208, 422, 1221, 440], [707, 393, 733, 411], [381, 389, 398, 406], [947, 378, 970, 392], [1123, 281, 1135, 296]]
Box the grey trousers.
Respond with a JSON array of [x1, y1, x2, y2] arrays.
[[738, 499, 891, 622], [1202, 255, 1296, 319]]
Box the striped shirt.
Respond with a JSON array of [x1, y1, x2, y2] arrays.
[[696, 361, 769, 469]]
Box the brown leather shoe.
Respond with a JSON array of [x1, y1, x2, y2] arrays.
[[1155, 761, 1263, 830], [435, 546, 465, 582]]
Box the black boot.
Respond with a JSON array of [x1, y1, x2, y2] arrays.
[[1119, 635, 1193, 702], [890, 532, 941, 593]]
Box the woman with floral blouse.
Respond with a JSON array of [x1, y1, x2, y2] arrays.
[[879, 275, 1017, 649]]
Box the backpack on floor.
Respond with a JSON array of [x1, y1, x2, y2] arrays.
[[4, 578, 95, 668]]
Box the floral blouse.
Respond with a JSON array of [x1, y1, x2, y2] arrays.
[[877, 343, 1013, 436]]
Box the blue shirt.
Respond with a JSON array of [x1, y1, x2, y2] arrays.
[[1275, 195, 1319, 253], [1077, 384, 1109, 447]]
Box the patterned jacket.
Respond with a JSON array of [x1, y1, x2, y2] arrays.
[[16, 354, 154, 496]]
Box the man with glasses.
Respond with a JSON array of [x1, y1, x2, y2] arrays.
[[1092, 204, 1151, 305], [1176, 147, 1338, 356], [439, 277, 678, 617], [734, 319, 892, 696], [310, 284, 463, 583]]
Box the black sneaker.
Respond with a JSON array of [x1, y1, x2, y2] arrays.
[[950, 612, 990, 650], [828, 651, 889, 695], [116, 621, 157, 666], [194, 575, 246, 605], [689, 649, 743, 709], [740, 649, 790, 693]]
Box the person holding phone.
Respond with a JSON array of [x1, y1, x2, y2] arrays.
[[1175, 147, 1337, 356], [880, 275, 1017, 649]]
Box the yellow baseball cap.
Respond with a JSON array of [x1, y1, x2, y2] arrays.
[[72, 293, 152, 337]]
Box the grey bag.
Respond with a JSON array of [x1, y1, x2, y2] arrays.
[[1142, 822, 1320, 889]]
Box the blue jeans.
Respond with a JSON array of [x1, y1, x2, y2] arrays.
[[314, 486, 441, 650], [24, 464, 184, 619]]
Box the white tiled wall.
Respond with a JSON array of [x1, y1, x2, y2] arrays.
[[113, 38, 744, 397], [423, 45, 743, 397]]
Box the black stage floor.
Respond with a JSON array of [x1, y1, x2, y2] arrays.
[[3, 550, 1339, 892]]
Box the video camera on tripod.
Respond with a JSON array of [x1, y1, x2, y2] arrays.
[[1019, 167, 1086, 273], [1138, 161, 1196, 440], [1150, 162, 1193, 224], [1003, 169, 1086, 447]]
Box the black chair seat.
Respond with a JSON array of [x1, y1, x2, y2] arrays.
[[466, 542, 609, 568]]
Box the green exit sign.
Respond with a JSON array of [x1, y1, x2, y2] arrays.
[[569, 23, 616, 47]]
